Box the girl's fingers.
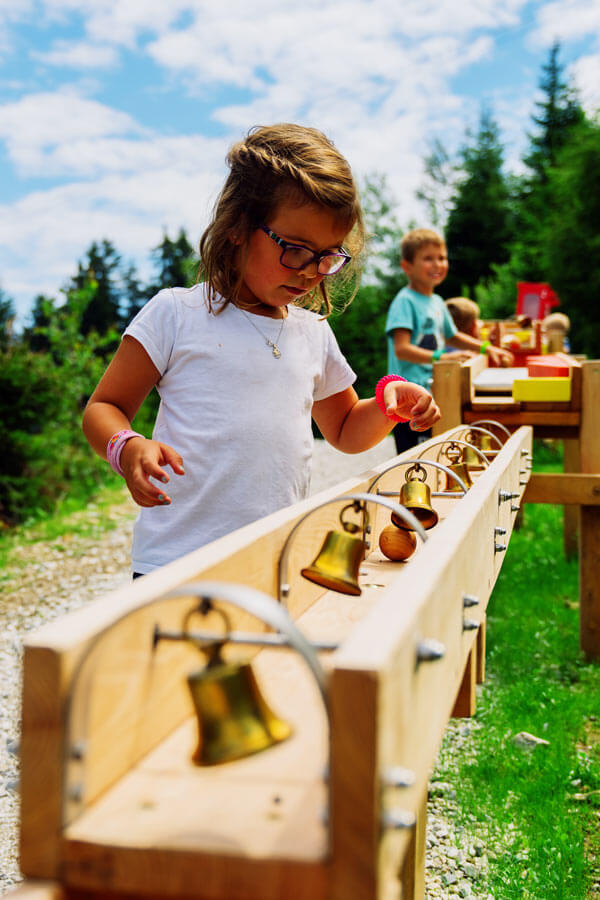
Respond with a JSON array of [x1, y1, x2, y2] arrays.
[[160, 444, 185, 475]]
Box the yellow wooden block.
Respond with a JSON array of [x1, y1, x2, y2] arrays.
[[512, 377, 571, 402]]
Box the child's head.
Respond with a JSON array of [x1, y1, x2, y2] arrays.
[[543, 312, 570, 333], [400, 228, 445, 264], [400, 228, 448, 295], [200, 123, 365, 314], [446, 297, 481, 338]]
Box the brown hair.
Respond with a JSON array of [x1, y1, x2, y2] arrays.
[[198, 123, 365, 314], [400, 228, 445, 263], [445, 297, 480, 333]]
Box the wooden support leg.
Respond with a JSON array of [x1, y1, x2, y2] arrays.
[[563, 437, 581, 560], [580, 361, 600, 659], [398, 786, 427, 900], [581, 506, 600, 660], [451, 645, 476, 718], [476, 620, 486, 684]]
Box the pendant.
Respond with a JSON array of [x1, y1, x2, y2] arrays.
[[267, 340, 281, 358]]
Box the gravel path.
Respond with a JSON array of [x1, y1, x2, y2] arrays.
[[0, 438, 493, 898]]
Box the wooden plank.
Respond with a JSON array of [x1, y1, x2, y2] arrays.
[[523, 473, 600, 505], [2, 883, 66, 900], [432, 360, 462, 434], [466, 404, 580, 426], [580, 360, 600, 659], [329, 428, 532, 897]]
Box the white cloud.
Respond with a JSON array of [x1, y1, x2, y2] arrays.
[[0, 91, 143, 175], [33, 40, 119, 69]]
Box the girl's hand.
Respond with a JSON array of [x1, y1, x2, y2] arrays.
[[383, 382, 441, 431], [120, 437, 185, 507]]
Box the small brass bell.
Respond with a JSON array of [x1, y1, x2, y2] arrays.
[[443, 443, 473, 492], [444, 461, 474, 492], [467, 429, 495, 461], [461, 442, 485, 471], [392, 465, 438, 530], [187, 642, 292, 766], [301, 502, 366, 595]]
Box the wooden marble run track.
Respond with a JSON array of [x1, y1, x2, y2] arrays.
[[9, 426, 533, 900]]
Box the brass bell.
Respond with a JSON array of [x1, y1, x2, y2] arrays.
[[467, 429, 495, 461], [461, 442, 485, 471], [443, 442, 473, 492], [301, 502, 366, 595], [444, 461, 474, 492], [392, 465, 438, 530], [187, 642, 292, 766]]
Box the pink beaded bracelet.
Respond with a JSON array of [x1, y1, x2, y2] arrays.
[[107, 429, 144, 477], [375, 374, 410, 423]]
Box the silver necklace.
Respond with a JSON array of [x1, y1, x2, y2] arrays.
[[240, 309, 286, 358]]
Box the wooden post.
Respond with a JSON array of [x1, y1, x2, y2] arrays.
[[432, 360, 462, 435], [563, 438, 580, 560], [580, 361, 600, 659]]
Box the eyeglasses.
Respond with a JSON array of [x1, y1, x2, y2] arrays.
[[259, 225, 351, 275]]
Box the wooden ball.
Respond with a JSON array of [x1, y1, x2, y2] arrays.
[[378, 525, 417, 561]]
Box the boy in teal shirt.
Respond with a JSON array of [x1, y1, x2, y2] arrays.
[[385, 228, 512, 453]]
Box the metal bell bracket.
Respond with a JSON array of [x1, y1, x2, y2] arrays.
[[469, 418, 512, 441], [153, 596, 340, 656], [278, 492, 427, 606], [158, 582, 335, 846], [367, 458, 470, 499], [441, 424, 503, 451], [427, 438, 489, 479]]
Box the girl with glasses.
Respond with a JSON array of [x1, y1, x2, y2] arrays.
[[83, 123, 440, 576]]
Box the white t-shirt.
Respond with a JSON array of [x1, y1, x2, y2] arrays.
[[124, 285, 356, 573]]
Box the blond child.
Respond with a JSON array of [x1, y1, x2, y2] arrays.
[[385, 228, 512, 453], [83, 124, 440, 576], [445, 297, 482, 338]]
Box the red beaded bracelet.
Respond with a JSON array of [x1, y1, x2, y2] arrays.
[[375, 374, 410, 423]]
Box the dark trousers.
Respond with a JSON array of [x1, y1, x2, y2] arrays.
[[392, 422, 432, 456]]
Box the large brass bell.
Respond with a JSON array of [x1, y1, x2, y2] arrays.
[[301, 502, 366, 595], [187, 641, 292, 766], [392, 464, 438, 530], [443, 443, 473, 492]]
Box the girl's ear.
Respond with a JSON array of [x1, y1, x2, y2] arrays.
[[400, 258, 412, 276]]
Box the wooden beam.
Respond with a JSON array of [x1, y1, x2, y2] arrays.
[[523, 473, 600, 506]]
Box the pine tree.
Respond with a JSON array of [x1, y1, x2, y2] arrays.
[[443, 108, 513, 297], [68, 240, 124, 335], [511, 42, 584, 278]]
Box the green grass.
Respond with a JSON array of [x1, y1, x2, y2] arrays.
[[0, 478, 132, 574], [435, 440, 600, 898]]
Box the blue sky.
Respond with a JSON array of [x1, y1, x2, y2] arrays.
[[1, 0, 599, 324]]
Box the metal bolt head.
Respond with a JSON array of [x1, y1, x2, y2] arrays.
[[383, 809, 417, 830], [382, 766, 416, 789], [416, 638, 446, 662], [463, 594, 480, 608]]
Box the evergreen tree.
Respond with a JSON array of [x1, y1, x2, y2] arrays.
[[444, 108, 513, 297], [0, 288, 14, 351], [511, 42, 584, 279], [416, 139, 457, 230], [68, 240, 124, 335], [543, 118, 600, 356], [359, 173, 405, 297], [145, 229, 197, 297]]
